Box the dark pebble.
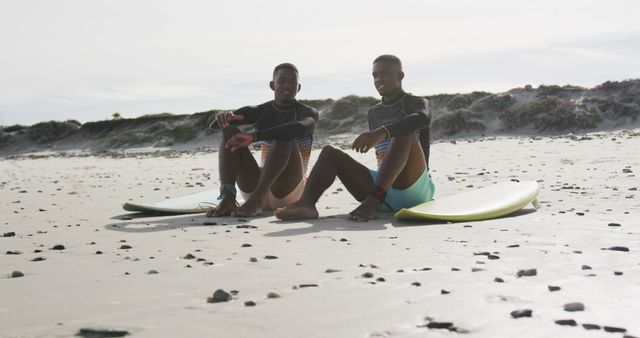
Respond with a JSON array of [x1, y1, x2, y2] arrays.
[[362, 272, 374, 278], [207, 289, 232, 303], [510, 309, 532, 318], [581, 265, 592, 270], [488, 255, 500, 260], [241, 244, 252, 248], [236, 225, 257, 229], [267, 292, 280, 299], [555, 319, 577, 326], [494, 277, 505, 283], [119, 245, 132, 250], [6, 250, 21, 255], [95, 251, 103, 255], [249, 257, 258, 262], [31, 257, 46, 262], [604, 326, 627, 333], [441, 289, 450, 295], [76, 328, 130, 337], [411, 282, 421, 287], [517, 269, 537, 277], [325, 269, 340, 273], [203, 222, 217, 225], [614, 271, 623, 276], [548, 285, 561, 292], [376, 277, 385, 282], [264, 255, 278, 260], [608, 223, 622, 227], [426, 322, 453, 329], [299, 284, 319, 288], [244, 301, 256, 307], [564, 302, 585, 312], [607, 246, 629, 252], [10, 271, 24, 278], [51, 244, 65, 250], [147, 270, 159, 274], [582, 323, 601, 330], [451, 268, 460, 271], [183, 253, 196, 259], [3, 232, 16, 237], [507, 244, 520, 248]]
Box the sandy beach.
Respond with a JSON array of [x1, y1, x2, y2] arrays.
[[1, 129, 639, 338]]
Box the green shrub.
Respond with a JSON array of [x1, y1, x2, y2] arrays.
[[501, 96, 603, 131], [2, 124, 27, 133], [446, 95, 472, 110], [327, 95, 379, 120], [27, 120, 80, 144], [470, 94, 514, 112], [169, 125, 197, 143], [432, 108, 486, 136]]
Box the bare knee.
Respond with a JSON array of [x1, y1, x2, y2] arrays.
[[320, 145, 342, 158]]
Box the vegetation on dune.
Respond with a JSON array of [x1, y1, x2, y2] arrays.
[[470, 94, 515, 113], [432, 108, 486, 136], [317, 95, 379, 133], [1, 124, 27, 133], [27, 120, 81, 144], [501, 96, 602, 131]]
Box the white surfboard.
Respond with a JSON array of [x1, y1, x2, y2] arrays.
[[395, 181, 540, 221], [123, 189, 218, 214]]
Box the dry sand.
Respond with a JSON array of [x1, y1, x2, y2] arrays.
[[1, 129, 639, 338]]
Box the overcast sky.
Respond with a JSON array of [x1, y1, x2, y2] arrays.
[[1, 0, 639, 125]]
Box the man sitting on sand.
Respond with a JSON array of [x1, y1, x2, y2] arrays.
[[206, 63, 319, 217], [276, 54, 435, 221]]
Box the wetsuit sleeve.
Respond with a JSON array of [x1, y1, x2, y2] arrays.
[[254, 106, 319, 141], [385, 97, 431, 137], [209, 106, 263, 129]]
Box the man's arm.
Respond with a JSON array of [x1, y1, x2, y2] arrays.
[[254, 107, 319, 141], [384, 97, 430, 137], [209, 106, 263, 129]]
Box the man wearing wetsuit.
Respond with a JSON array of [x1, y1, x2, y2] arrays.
[[276, 55, 434, 221], [206, 63, 319, 217]]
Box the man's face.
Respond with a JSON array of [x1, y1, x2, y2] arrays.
[[271, 68, 300, 101], [372, 62, 403, 97]]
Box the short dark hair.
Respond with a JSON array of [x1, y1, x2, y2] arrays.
[[373, 54, 402, 69], [273, 63, 299, 77]]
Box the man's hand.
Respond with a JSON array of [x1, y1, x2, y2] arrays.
[[215, 111, 244, 128], [226, 133, 255, 152], [352, 128, 387, 153]]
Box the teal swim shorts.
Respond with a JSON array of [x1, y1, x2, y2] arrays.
[[368, 169, 436, 212]]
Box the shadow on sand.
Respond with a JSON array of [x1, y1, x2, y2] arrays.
[[105, 208, 538, 235]]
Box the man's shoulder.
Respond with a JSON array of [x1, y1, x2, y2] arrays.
[[295, 101, 319, 117]]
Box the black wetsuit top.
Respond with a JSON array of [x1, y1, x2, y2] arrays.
[[367, 92, 431, 170], [213, 100, 319, 142]]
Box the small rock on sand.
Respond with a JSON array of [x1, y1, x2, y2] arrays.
[[264, 255, 278, 260], [510, 309, 532, 318], [244, 301, 256, 307], [517, 269, 537, 277], [548, 285, 561, 292], [147, 270, 159, 274], [51, 244, 65, 250], [119, 245, 132, 250], [582, 323, 601, 330], [267, 292, 280, 299], [76, 328, 130, 337], [207, 289, 232, 303], [3, 232, 16, 237], [604, 326, 627, 333], [606, 246, 629, 252], [555, 319, 577, 326], [564, 302, 585, 312], [10, 271, 24, 278], [249, 257, 258, 262], [494, 277, 505, 283]]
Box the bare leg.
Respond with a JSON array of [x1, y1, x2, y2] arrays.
[[275, 145, 373, 220], [233, 139, 302, 217], [206, 127, 259, 217], [348, 133, 426, 221]]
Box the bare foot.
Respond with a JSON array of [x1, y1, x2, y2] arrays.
[[232, 197, 263, 217], [206, 195, 238, 217], [348, 196, 379, 222], [275, 202, 319, 220]]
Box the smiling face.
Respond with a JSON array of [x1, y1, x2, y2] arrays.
[[372, 61, 404, 99], [270, 68, 300, 104]]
